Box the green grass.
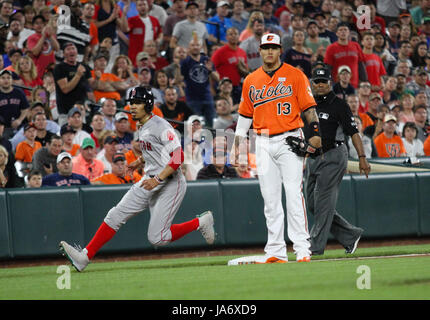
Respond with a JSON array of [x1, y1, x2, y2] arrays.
[[1, 244, 430, 300]]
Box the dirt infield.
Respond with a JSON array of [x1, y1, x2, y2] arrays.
[[2, 237, 430, 269]]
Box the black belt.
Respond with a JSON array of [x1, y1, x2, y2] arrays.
[[257, 128, 298, 137], [323, 141, 344, 153], [149, 174, 174, 180]]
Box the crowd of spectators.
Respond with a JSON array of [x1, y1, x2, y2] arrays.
[[1, 0, 430, 189]]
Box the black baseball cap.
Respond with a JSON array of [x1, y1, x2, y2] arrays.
[[8, 48, 23, 57], [30, 101, 45, 110], [0, 69, 12, 77], [24, 122, 37, 132], [60, 125, 76, 136], [62, 41, 76, 51], [307, 19, 318, 29], [112, 152, 126, 163], [104, 135, 120, 144], [312, 67, 331, 81], [186, 1, 198, 9]]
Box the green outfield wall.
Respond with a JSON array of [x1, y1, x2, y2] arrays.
[[1, 172, 429, 260]]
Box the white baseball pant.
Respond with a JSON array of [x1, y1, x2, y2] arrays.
[[255, 129, 311, 260], [104, 173, 187, 246]]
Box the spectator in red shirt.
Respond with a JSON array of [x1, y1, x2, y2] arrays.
[[14, 56, 43, 99], [25, 15, 59, 79], [211, 27, 249, 105], [143, 39, 169, 71], [324, 22, 367, 88], [124, 0, 163, 66], [361, 32, 386, 91], [274, 0, 294, 19]]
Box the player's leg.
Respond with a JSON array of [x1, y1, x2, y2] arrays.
[[146, 175, 215, 246], [277, 136, 311, 261], [85, 183, 151, 258], [255, 135, 287, 261], [60, 182, 150, 271]]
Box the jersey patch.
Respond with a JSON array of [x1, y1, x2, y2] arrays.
[[167, 130, 175, 141], [319, 112, 329, 120]]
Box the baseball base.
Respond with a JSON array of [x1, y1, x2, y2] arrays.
[[227, 255, 267, 266]]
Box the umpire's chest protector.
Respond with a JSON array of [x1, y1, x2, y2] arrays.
[[315, 91, 359, 147]]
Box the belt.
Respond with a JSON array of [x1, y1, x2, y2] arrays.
[[257, 128, 298, 138], [323, 141, 344, 153], [149, 174, 174, 180]]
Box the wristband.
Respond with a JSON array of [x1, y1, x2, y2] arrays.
[[309, 121, 321, 137], [358, 155, 366, 158], [154, 175, 163, 183]]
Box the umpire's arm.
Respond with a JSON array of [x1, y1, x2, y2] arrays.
[[302, 107, 322, 149]]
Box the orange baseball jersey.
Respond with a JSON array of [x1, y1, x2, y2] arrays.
[[91, 173, 133, 185], [63, 144, 80, 157], [91, 71, 122, 102], [359, 112, 374, 130], [15, 141, 42, 162], [374, 133, 406, 158], [239, 63, 317, 135], [124, 149, 143, 181]]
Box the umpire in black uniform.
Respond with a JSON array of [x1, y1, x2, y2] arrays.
[[304, 66, 371, 256]]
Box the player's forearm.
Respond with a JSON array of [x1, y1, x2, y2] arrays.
[[159, 147, 184, 180], [158, 165, 176, 181], [303, 106, 319, 125]]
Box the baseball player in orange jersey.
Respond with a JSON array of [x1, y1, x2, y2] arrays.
[[233, 33, 322, 263]]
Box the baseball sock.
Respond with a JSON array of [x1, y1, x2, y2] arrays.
[[85, 222, 116, 259], [170, 218, 199, 242]]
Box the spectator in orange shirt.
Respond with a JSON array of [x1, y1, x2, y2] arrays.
[[72, 137, 105, 180], [81, 2, 99, 60], [124, 139, 143, 181], [92, 152, 133, 185], [15, 122, 42, 163], [424, 135, 430, 156], [374, 114, 407, 158], [60, 124, 80, 157], [91, 51, 131, 102]]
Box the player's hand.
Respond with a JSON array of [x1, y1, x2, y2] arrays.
[[359, 157, 371, 178], [140, 178, 159, 190], [308, 136, 322, 149]]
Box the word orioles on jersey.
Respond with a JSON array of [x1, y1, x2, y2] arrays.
[[239, 63, 315, 136]]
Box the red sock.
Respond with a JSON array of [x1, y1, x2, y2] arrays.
[[170, 218, 199, 242], [85, 222, 116, 259]]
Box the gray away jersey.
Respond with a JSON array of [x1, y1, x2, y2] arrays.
[[138, 116, 182, 176]]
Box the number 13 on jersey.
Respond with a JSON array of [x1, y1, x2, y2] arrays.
[[277, 102, 291, 115]]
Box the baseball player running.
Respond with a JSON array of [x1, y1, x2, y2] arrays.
[[233, 33, 322, 263], [59, 87, 215, 272]]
